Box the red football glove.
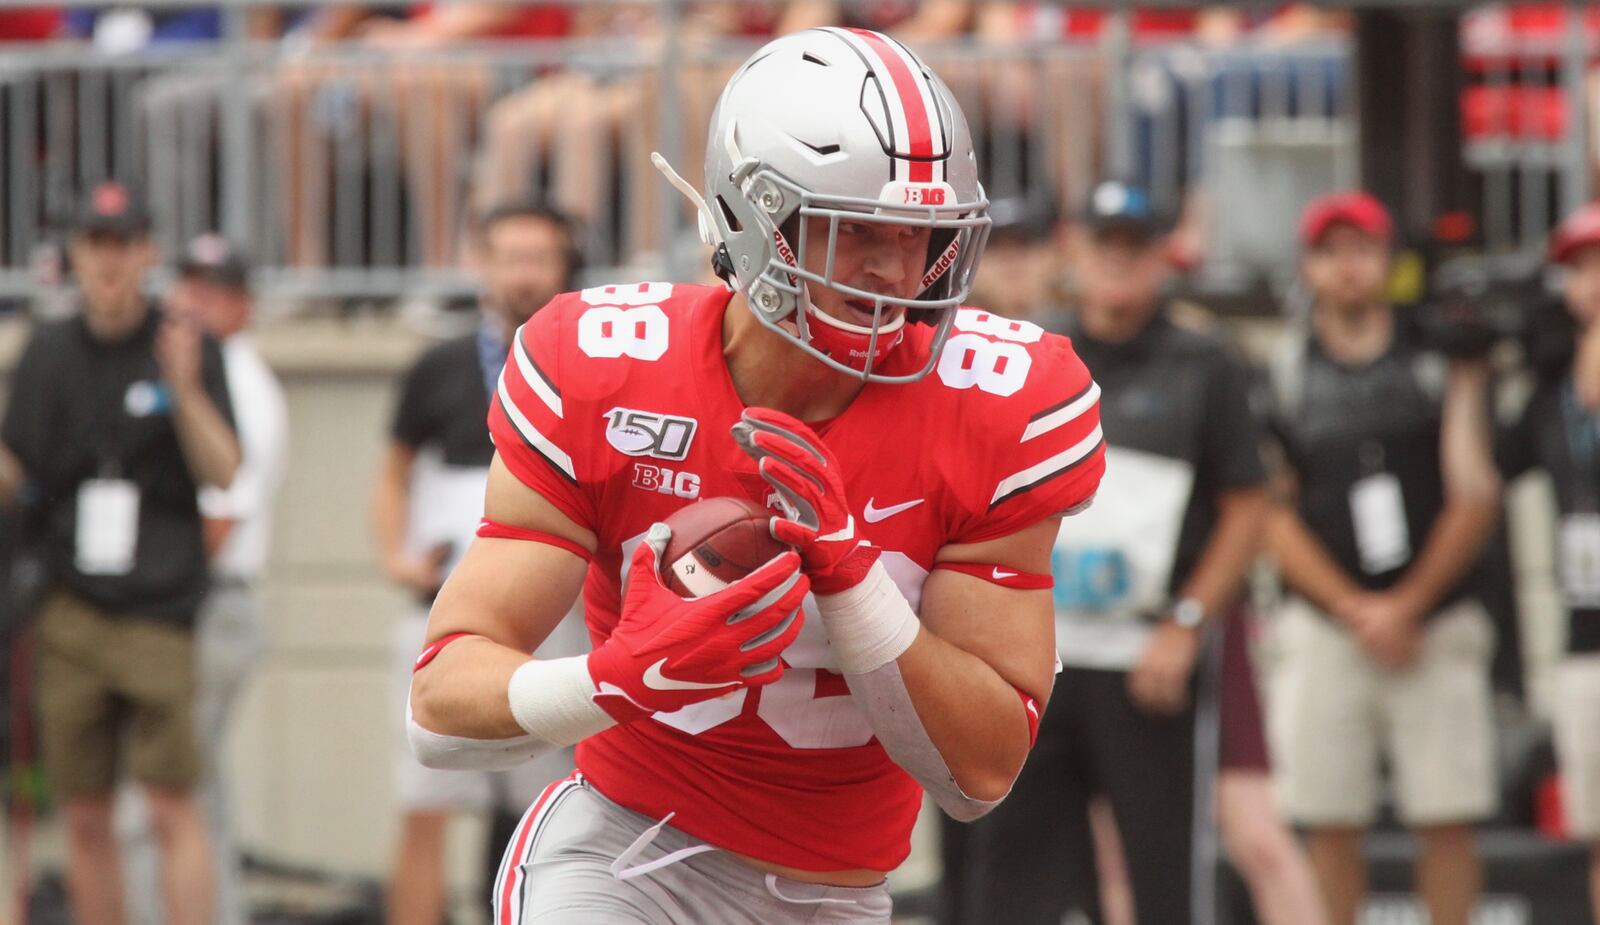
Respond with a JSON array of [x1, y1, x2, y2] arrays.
[[587, 523, 809, 723], [731, 407, 881, 595]]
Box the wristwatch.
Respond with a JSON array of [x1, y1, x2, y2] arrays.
[[1169, 598, 1206, 629]]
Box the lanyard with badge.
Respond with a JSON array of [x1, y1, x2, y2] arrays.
[[75, 368, 162, 577], [1558, 382, 1600, 607], [1349, 438, 1412, 575]]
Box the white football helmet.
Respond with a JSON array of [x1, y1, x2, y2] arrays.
[[657, 28, 990, 382]]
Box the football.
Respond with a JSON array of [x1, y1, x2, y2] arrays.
[[659, 496, 789, 598]]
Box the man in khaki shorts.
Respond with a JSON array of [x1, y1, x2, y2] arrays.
[[0, 183, 240, 925], [1264, 192, 1502, 925], [1494, 201, 1600, 922]]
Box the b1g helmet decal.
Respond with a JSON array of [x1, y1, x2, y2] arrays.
[[656, 28, 991, 383]]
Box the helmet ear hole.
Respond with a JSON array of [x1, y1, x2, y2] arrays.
[[716, 196, 743, 233]]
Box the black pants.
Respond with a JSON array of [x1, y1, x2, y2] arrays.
[[953, 663, 1219, 925]]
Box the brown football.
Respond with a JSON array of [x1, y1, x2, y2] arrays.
[[659, 496, 788, 598]]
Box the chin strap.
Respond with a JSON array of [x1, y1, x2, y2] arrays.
[[652, 152, 722, 249]]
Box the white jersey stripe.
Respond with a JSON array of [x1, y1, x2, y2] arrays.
[[513, 327, 563, 419], [990, 424, 1104, 507], [497, 374, 576, 480], [1022, 382, 1101, 443]]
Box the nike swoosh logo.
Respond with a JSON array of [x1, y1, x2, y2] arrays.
[[993, 568, 1018, 580], [863, 498, 925, 523], [642, 658, 739, 692]]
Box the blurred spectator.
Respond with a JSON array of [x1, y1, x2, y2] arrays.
[[372, 198, 585, 925], [0, 181, 239, 925], [0, 8, 61, 41], [277, 4, 570, 269], [1264, 191, 1501, 925], [958, 180, 1270, 925], [120, 234, 288, 925], [59, 5, 284, 49], [1494, 201, 1600, 924], [968, 193, 1065, 324]]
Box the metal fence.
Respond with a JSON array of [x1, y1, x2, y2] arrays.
[[0, 5, 1591, 308]]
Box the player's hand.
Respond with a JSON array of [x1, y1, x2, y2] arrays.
[[587, 523, 809, 722], [731, 407, 880, 595], [1127, 622, 1201, 715]]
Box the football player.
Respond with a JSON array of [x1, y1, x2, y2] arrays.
[[408, 28, 1106, 924]]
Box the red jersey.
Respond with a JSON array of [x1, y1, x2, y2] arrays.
[[488, 282, 1104, 871]]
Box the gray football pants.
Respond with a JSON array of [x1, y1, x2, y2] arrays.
[[494, 773, 892, 924]]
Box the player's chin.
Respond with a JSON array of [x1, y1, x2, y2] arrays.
[[837, 298, 906, 328]]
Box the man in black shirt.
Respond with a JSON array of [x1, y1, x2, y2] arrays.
[[372, 198, 585, 925], [1266, 192, 1501, 925], [1496, 201, 1600, 924], [960, 181, 1281, 925], [0, 182, 239, 925]]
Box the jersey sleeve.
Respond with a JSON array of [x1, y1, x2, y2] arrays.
[[1200, 349, 1268, 491], [953, 332, 1107, 545], [486, 293, 598, 529], [389, 349, 436, 450]]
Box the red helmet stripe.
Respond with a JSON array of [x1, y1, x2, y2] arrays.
[[847, 28, 936, 183]]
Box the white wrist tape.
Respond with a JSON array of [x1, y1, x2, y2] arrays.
[[813, 560, 920, 675], [506, 655, 615, 746]]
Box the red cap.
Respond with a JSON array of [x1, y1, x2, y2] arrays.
[[1299, 191, 1393, 248], [1550, 201, 1600, 264]]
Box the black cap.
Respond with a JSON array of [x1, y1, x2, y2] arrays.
[[176, 233, 249, 290], [1079, 180, 1169, 241], [75, 181, 152, 237], [987, 193, 1060, 242]]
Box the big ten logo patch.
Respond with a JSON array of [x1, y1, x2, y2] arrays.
[[604, 407, 697, 461], [633, 464, 701, 500]]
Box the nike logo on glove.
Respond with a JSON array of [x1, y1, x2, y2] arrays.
[[862, 498, 925, 523], [642, 658, 740, 692]]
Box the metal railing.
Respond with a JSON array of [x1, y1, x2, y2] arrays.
[[0, 3, 1587, 308]]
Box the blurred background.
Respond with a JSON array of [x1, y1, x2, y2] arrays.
[[0, 1, 1596, 923]]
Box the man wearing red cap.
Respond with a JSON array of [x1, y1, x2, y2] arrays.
[[1265, 191, 1502, 925], [1494, 201, 1600, 924]]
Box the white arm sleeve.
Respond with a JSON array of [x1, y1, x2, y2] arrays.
[[815, 563, 1009, 821], [843, 661, 1005, 822]]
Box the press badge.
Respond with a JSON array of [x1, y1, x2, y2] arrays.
[[1350, 472, 1411, 574], [1560, 514, 1600, 608], [75, 479, 139, 576]]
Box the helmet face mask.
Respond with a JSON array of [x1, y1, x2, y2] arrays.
[[699, 28, 992, 382]]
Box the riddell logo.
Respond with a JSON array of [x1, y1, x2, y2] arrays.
[[772, 231, 799, 287], [920, 237, 962, 290]]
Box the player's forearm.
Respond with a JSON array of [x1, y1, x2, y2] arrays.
[[169, 383, 242, 489], [1392, 498, 1499, 620], [1268, 504, 1364, 615], [410, 637, 531, 739]]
